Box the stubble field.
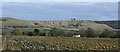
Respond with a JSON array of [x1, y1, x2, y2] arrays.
[[1, 35, 119, 51]]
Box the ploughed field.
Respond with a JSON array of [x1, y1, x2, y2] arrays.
[[2, 35, 119, 50]]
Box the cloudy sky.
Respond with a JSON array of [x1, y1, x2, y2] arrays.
[[1, 2, 118, 21], [1, 0, 119, 2]]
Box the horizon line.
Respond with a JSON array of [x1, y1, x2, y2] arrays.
[[0, 17, 119, 21]]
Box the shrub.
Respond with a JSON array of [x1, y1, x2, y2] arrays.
[[39, 31, 46, 36], [11, 29, 18, 35], [34, 29, 39, 33], [18, 29, 23, 35], [27, 32, 33, 36]]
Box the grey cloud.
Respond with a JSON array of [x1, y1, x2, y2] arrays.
[[2, 2, 118, 21]]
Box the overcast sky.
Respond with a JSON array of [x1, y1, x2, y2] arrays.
[[1, 2, 118, 21], [1, 0, 119, 2]]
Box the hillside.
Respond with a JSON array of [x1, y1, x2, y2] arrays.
[[95, 21, 120, 29], [0, 17, 115, 32]]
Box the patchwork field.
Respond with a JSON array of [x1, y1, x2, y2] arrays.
[[2, 35, 119, 51]]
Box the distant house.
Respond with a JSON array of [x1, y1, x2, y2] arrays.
[[73, 33, 80, 37]]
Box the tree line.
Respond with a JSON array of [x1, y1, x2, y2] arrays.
[[2, 28, 120, 38]]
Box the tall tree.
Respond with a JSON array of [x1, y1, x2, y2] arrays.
[[33, 29, 39, 36], [78, 28, 86, 37], [85, 28, 95, 37]]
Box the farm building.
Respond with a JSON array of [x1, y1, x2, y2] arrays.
[[73, 33, 80, 37]]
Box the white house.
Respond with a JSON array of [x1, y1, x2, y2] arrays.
[[73, 34, 81, 37]]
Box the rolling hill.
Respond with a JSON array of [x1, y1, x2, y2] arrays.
[[0, 17, 115, 33]]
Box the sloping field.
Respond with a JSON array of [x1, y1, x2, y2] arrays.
[[0, 17, 114, 32], [2, 35, 119, 50]]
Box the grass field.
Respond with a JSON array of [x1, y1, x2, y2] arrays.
[[2, 35, 119, 51]]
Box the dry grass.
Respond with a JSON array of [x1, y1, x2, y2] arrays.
[[2, 35, 119, 50]]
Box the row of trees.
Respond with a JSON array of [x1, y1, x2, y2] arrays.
[[78, 28, 119, 38], [49, 28, 74, 37], [3, 28, 120, 38], [8, 28, 74, 37], [49, 28, 119, 38], [10, 29, 46, 36], [27, 29, 46, 36]]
